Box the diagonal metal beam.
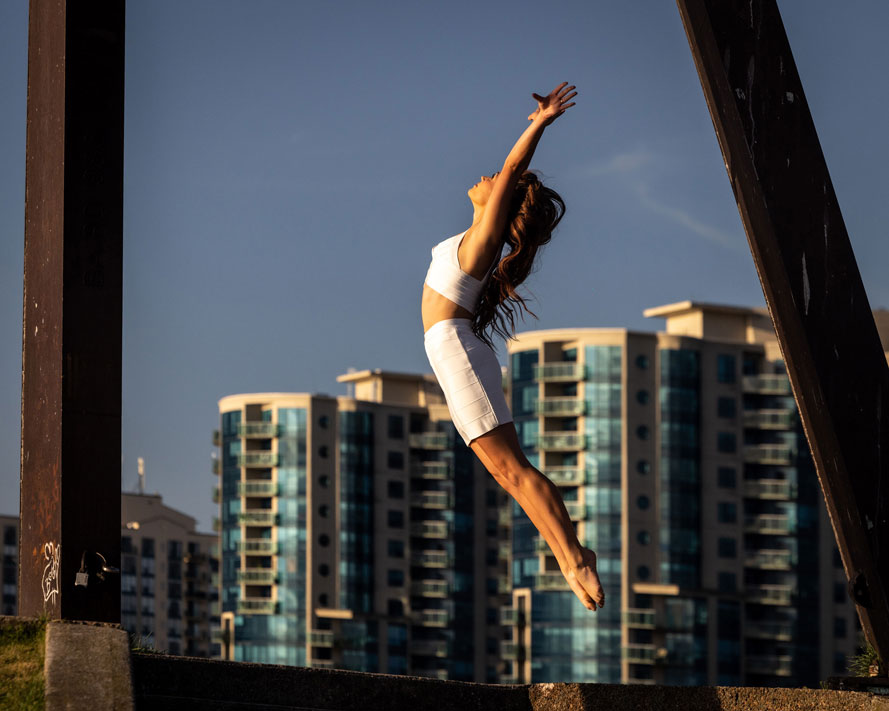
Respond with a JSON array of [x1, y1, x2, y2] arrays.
[[20, 0, 125, 621], [676, 0, 889, 665]]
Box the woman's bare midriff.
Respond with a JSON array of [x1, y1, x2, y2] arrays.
[[422, 285, 474, 333]]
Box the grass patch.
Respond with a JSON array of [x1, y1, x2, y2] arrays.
[[848, 642, 885, 677], [0, 617, 47, 711]]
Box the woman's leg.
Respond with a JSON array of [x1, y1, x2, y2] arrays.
[[470, 423, 605, 611]]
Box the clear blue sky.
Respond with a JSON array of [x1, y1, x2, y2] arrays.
[[1, 1, 887, 531]]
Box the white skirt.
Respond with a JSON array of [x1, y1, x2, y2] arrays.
[[424, 318, 513, 445]]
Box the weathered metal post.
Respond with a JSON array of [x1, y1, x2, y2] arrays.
[[675, 0, 889, 663], [20, 0, 125, 621]]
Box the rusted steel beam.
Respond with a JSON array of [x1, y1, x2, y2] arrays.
[[20, 0, 125, 621], [676, 0, 889, 663]]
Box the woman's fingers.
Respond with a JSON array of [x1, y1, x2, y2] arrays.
[[561, 91, 577, 104]]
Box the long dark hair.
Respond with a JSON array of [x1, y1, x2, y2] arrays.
[[472, 172, 565, 348]]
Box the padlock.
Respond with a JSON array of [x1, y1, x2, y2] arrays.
[[75, 571, 89, 587]]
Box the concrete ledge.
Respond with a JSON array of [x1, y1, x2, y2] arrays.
[[45, 620, 134, 711]]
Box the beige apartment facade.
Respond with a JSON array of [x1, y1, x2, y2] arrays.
[[500, 302, 863, 686]]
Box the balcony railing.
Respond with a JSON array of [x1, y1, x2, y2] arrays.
[[238, 422, 278, 438], [410, 491, 452, 509], [744, 548, 795, 570], [237, 481, 278, 497], [501, 642, 521, 661], [536, 398, 587, 416], [411, 549, 451, 568], [237, 569, 277, 585], [743, 479, 796, 500], [743, 444, 793, 465], [238, 510, 277, 526], [623, 609, 656, 629], [746, 654, 793, 676], [416, 609, 449, 627], [744, 515, 795, 535], [534, 571, 570, 591], [500, 607, 522, 626], [743, 409, 795, 430], [534, 363, 586, 382], [498, 541, 511, 560], [411, 640, 449, 657], [410, 521, 449, 539], [411, 580, 449, 598], [414, 461, 450, 479], [742, 374, 792, 395], [621, 644, 657, 664], [309, 630, 334, 647], [237, 597, 277, 615], [409, 432, 451, 450], [538, 433, 588, 451], [746, 584, 794, 606], [744, 622, 794, 641], [238, 451, 279, 468], [563, 502, 586, 521], [543, 467, 585, 485], [238, 539, 278, 555], [309, 659, 335, 669]]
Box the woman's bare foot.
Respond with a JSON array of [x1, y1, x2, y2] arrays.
[[563, 547, 605, 611]]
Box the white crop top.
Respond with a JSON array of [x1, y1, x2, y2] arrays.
[[424, 231, 501, 313]]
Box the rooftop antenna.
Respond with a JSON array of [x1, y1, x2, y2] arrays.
[[137, 457, 145, 495]]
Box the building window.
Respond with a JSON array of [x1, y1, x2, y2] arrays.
[[717, 467, 736, 488], [717, 432, 737, 453], [387, 510, 404, 528], [387, 451, 404, 470], [834, 653, 848, 675], [387, 569, 404, 586], [637, 531, 651, 545], [318, 415, 329, 429], [318, 564, 330, 577], [319, 445, 329, 458], [717, 502, 737, 523], [833, 548, 844, 569], [636, 495, 650, 511], [717, 537, 737, 558], [388, 540, 404, 558], [635, 354, 649, 370], [834, 581, 847, 604], [636, 460, 650, 474], [387, 480, 404, 499], [717, 354, 736, 383], [834, 617, 847, 639], [141, 538, 155, 558], [636, 425, 650, 441], [318, 474, 329, 488], [388, 415, 404, 439], [717, 572, 736, 592], [319, 593, 329, 606], [636, 390, 650, 405], [319, 534, 330, 547], [717, 397, 736, 418], [637, 566, 651, 581], [388, 599, 404, 616], [318, 504, 330, 518]]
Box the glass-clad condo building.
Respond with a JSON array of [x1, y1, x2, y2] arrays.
[[215, 371, 510, 681], [501, 301, 862, 686]]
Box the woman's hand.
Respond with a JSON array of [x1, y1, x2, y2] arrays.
[[562, 546, 605, 611], [528, 82, 577, 125]]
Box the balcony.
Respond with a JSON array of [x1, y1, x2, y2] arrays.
[[238, 422, 278, 438], [745, 548, 795, 570], [536, 398, 586, 416], [500, 607, 522, 626], [744, 515, 795, 535], [212, 429, 221, 446], [743, 479, 796, 500], [238, 451, 279, 468], [409, 432, 451, 450], [744, 622, 794, 641], [309, 659, 335, 669], [238, 510, 277, 526], [211, 459, 221, 475], [416, 609, 449, 627], [410, 491, 452, 509], [743, 409, 795, 430], [410, 521, 449, 539], [498, 508, 512, 527], [746, 584, 794, 606], [498, 541, 511, 560], [411, 640, 449, 657], [411, 580, 449, 598], [743, 444, 794, 466], [501, 642, 522, 661], [309, 630, 334, 647], [621, 644, 657, 664], [623, 609, 656, 629], [742, 374, 792, 395], [238, 539, 278, 555], [212, 485, 220, 503], [237, 481, 278, 497], [498, 578, 511, 594], [414, 461, 450, 480], [237, 569, 277, 585], [534, 363, 586, 382], [538, 433, 588, 451], [746, 654, 793, 676], [563, 502, 586, 521], [534, 571, 569, 591], [237, 598, 277, 615], [543, 467, 585, 486], [411, 549, 450, 568]]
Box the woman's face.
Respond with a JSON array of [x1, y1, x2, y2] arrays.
[[468, 172, 499, 206]]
